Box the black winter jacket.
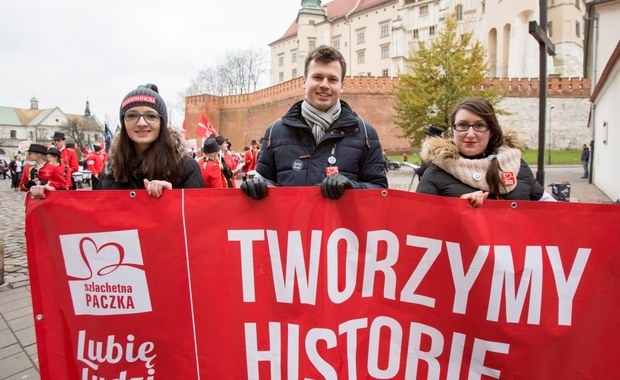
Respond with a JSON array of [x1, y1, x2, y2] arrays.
[[417, 160, 544, 200], [256, 100, 387, 189]]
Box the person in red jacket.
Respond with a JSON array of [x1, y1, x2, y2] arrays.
[[198, 136, 225, 188], [53, 131, 79, 189], [244, 139, 259, 173], [45, 147, 71, 189], [20, 144, 66, 192], [86, 144, 104, 189]]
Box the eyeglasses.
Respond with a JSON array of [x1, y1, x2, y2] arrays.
[[452, 122, 490, 132], [123, 111, 161, 124]]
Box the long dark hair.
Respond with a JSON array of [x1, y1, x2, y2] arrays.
[[110, 115, 182, 185], [450, 98, 506, 197]]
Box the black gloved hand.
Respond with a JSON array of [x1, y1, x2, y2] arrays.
[[240, 178, 267, 200], [321, 174, 356, 200]]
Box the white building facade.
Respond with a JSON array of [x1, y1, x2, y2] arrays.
[[270, 0, 587, 84]]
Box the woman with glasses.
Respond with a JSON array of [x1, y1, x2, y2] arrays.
[[100, 83, 204, 196], [28, 84, 204, 200], [416, 97, 554, 207]]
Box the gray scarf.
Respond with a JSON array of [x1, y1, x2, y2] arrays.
[[301, 99, 342, 143]]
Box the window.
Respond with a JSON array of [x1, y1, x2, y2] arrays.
[[547, 21, 553, 37], [420, 5, 428, 16], [278, 54, 284, 66], [357, 29, 365, 44], [357, 50, 365, 64], [292, 68, 298, 78], [332, 38, 340, 49], [29, 131, 33, 140], [576, 20, 581, 38], [279, 72, 284, 82], [456, 4, 463, 20], [412, 29, 419, 39], [291, 50, 297, 63], [382, 69, 389, 77], [429, 25, 436, 36], [308, 38, 316, 51], [380, 23, 390, 38], [381, 44, 390, 59], [482, 0, 486, 14], [10, 130, 17, 139], [404, 0, 416, 4]]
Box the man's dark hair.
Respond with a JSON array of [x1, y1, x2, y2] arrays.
[[304, 45, 347, 81]]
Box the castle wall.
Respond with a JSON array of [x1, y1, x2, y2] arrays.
[[185, 76, 591, 152]]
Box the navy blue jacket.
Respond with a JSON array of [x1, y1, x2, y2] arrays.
[[256, 100, 387, 189]]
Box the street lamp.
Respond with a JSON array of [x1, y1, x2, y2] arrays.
[[548, 105, 555, 164]]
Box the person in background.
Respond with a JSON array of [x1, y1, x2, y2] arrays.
[[382, 149, 389, 171], [46, 147, 71, 189], [29, 84, 204, 200], [86, 144, 105, 189], [581, 143, 590, 179], [198, 135, 225, 188], [52, 131, 79, 189], [19, 144, 67, 193], [9, 154, 23, 191], [215, 135, 236, 188], [241, 45, 387, 200], [244, 139, 259, 174], [416, 97, 555, 207]]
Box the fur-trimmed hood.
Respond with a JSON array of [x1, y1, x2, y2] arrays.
[[420, 128, 524, 164]]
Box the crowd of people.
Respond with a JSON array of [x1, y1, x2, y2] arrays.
[[25, 45, 569, 208]]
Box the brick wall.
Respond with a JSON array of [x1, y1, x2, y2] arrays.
[[185, 77, 591, 152]]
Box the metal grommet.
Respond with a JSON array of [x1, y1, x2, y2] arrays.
[[35, 314, 44, 321], [129, 191, 137, 198], [511, 202, 518, 209], [381, 189, 388, 197]]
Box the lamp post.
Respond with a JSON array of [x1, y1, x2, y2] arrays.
[[548, 105, 555, 164]]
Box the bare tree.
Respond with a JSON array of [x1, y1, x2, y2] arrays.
[[186, 47, 268, 97]]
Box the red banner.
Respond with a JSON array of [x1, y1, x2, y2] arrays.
[[25, 188, 620, 379]]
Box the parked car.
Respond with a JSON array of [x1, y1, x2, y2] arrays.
[[387, 160, 401, 170]]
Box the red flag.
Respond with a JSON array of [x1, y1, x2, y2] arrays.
[[196, 114, 218, 138], [181, 120, 187, 139]]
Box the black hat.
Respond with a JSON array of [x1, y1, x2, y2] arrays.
[[203, 136, 221, 154], [66, 142, 75, 149], [93, 144, 102, 152], [28, 144, 48, 155], [53, 131, 66, 140], [120, 83, 168, 126], [47, 147, 61, 157], [425, 125, 444, 137], [251, 139, 257, 145], [215, 135, 226, 145]]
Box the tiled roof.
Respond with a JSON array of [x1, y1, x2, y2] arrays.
[[273, 0, 394, 43], [0, 106, 22, 125]]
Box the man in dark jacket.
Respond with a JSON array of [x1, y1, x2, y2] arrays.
[[241, 45, 387, 200]]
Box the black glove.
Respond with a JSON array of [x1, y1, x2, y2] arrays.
[[240, 178, 267, 200], [321, 174, 356, 200]]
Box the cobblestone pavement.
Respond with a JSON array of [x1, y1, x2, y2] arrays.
[[0, 166, 612, 379]]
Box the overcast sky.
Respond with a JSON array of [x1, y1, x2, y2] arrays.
[[0, 0, 301, 128]]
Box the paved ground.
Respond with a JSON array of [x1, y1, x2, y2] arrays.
[[0, 167, 612, 378]]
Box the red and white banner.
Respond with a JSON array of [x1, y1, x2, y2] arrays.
[[25, 188, 620, 379]]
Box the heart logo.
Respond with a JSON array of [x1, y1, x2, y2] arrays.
[[68, 237, 142, 280]]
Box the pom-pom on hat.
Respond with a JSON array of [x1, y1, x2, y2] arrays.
[[120, 83, 168, 126]]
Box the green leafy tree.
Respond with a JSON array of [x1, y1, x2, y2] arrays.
[[394, 14, 503, 148]]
